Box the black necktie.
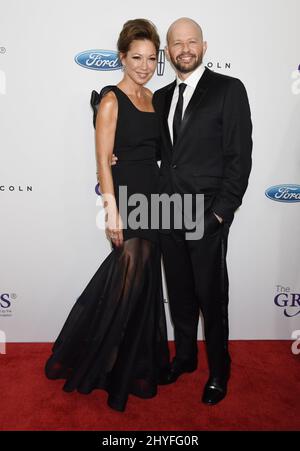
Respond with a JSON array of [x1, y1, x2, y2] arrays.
[[172, 82, 187, 146]]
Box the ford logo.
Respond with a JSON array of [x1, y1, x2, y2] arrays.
[[74, 50, 122, 71], [265, 184, 300, 203]]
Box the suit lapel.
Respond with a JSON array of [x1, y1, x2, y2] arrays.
[[161, 80, 176, 152], [173, 67, 213, 151]]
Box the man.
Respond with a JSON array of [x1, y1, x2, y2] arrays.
[[153, 17, 252, 404]]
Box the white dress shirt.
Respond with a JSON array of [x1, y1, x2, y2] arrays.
[[167, 63, 223, 222], [168, 63, 205, 143]]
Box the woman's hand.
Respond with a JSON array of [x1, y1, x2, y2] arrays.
[[105, 209, 124, 247], [111, 154, 118, 165]]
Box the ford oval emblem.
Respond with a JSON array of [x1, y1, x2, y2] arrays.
[[74, 50, 122, 71], [265, 185, 300, 203]]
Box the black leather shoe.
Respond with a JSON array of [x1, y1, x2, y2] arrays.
[[202, 376, 228, 405], [158, 358, 197, 385]]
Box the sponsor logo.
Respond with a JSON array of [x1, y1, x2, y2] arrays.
[[274, 286, 300, 317], [205, 61, 231, 70], [0, 293, 17, 317], [157, 49, 165, 76], [0, 185, 33, 192], [75, 50, 122, 71], [265, 185, 300, 203], [75, 49, 165, 75]]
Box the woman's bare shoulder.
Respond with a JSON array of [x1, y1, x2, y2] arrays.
[[97, 90, 118, 122], [99, 90, 117, 109]]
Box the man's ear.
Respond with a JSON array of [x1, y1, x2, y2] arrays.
[[202, 41, 208, 57]]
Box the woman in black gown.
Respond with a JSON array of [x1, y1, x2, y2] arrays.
[[44, 19, 170, 412]]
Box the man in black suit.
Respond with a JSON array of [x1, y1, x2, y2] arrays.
[[153, 17, 252, 404]]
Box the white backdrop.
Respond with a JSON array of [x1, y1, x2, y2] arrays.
[[1, 0, 299, 342]]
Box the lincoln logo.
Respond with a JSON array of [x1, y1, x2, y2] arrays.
[[157, 49, 165, 76]]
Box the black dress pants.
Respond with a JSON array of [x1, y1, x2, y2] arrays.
[[159, 210, 231, 378]]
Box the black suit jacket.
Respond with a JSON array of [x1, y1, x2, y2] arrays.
[[153, 67, 252, 224]]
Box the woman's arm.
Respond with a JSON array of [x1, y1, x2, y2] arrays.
[[95, 91, 123, 247]]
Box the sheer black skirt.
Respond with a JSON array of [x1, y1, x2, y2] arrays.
[[45, 238, 170, 412]]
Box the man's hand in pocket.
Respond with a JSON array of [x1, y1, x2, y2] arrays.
[[204, 210, 223, 236]]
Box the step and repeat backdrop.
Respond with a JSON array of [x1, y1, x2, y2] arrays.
[[0, 0, 299, 342]]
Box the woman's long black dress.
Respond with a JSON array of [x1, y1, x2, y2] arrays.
[[44, 86, 170, 412]]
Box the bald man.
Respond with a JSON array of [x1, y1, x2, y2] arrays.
[[153, 18, 252, 405]]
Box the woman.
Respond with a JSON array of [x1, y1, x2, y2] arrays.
[[45, 19, 170, 412]]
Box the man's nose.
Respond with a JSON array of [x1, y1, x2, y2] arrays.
[[182, 42, 190, 52]]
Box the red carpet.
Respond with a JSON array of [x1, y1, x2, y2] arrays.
[[0, 341, 299, 431]]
